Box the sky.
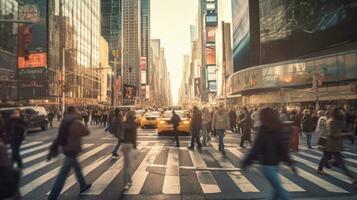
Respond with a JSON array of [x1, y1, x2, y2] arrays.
[[151, 0, 198, 105]]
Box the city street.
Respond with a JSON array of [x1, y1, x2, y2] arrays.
[[16, 123, 357, 200]]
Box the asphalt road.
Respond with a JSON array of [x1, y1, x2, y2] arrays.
[[13, 122, 357, 200]]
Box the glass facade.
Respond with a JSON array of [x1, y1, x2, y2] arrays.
[[48, 0, 101, 100], [0, 0, 18, 55], [228, 51, 357, 94]]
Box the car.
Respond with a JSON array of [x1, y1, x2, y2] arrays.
[[0, 106, 49, 131], [157, 110, 191, 135], [134, 110, 146, 124], [140, 111, 161, 128]]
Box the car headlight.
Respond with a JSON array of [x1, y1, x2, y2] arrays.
[[182, 121, 190, 125], [158, 121, 166, 125]]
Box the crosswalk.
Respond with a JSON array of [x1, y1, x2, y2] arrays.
[[9, 140, 357, 199]]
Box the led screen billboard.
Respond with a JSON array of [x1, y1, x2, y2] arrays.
[[231, 0, 250, 71], [259, 0, 357, 64], [206, 14, 218, 26], [206, 27, 216, 43], [205, 44, 216, 65], [123, 84, 137, 99]]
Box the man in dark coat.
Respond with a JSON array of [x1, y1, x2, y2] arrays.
[[171, 110, 181, 147], [188, 107, 202, 151]]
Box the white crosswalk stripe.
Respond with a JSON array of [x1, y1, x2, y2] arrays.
[[16, 141, 356, 198]]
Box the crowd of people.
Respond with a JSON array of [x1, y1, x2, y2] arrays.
[[1, 103, 357, 199]]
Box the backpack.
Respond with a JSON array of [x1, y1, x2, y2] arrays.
[[57, 118, 76, 146]]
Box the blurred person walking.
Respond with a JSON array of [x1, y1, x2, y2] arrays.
[[229, 108, 237, 133], [251, 108, 261, 134], [47, 106, 91, 199], [82, 109, 90, 127], [201, 107, 212, 146], [5, 109, 27, 169], [109, 109, 124, 158], [171, 110, 181, 147], [120, 111, 138, 190], [188, 106, 202, 151], [48, 110, 55, 129], [212, 104, 230, 155], [317, 108, 357, 184], [301, 109, 316, 149], [242, 107, 296, 200], [239, 108, 253, 148]]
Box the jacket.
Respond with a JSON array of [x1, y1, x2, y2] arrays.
[[325, 119, 345, 152], [301, 115, 315, 132], [5, 118, 27, 144], [191, 110, 203, 129], [202, 111, 211, 125], [212, 110, 230, 130], [171, 114, 181, 129], [121, 119, 137, 148], [315, 116, 328, 137], [242, 125, 294, 167]]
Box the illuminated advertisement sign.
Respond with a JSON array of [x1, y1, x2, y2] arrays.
[[205, 14, 218, 26], [18, 67, 47, 80], [206, 27, 216, 43], [123, 84, 137, 99], [141, 70, 147, 85], [205, 44, 216, 65], [208, 81, 217, 92], [207, 65, 217, 81], [140, 57, 147, 70], [18, 53, 46, 69]]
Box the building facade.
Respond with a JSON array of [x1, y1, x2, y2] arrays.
[[121, 0, 141, 105]]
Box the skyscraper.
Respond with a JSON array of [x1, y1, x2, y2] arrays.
[[140, 0, 150, 98], [122, 0, 141, 105]]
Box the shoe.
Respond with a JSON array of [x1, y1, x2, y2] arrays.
[[176, 144, 180, 147], [222, 150, 226, 156], [80, 184, 92, 193], [187, 146, 194, 151], [123, 183, 132, 190], [112, 153, 120, 158], [317, 170, 327, 175]]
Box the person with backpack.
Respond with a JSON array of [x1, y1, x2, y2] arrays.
[[171, 110, 181, 147], [5, 109, 27, 169], [110, 109, 124, 158], [120, 110, 138, 190], [242, 107, 296, 200], [301, 109, 315, 149], [47, 106, 91, 200], [212, 104, 230, 155]]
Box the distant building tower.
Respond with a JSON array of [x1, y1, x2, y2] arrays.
[[122, 0, 141, 104]]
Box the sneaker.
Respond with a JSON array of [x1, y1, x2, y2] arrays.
[[123, 184, 131, 190], [187, 146, 194, 151], [317, 170, 327, 175], [80, 184, 92, 193], [112, 153, 120, 158]]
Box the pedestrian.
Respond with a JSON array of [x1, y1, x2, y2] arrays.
[[0, 136, 21, 200], [171, 110, 181, 147], [317, 108, 357, 185], [229, 108, 237, 133], [301, 109, 315, 149], [188, 106, 203, 151], [82, 109, 90, 127], [251, 108, 261, 134], [111, 109, 124, 158], [5, 109, 27, 169], [279, 107, 289, 122], [315, 110, 328, 149], [239, 107, 253, 148], [201, 107, 211, 146], [47, 106, 91, 199], [90, 109, 96, 125], [212, 104, 230, 155], [48, 110, 54, 129], [242, 107, 297, 200], [102, 110, 108, 127], [57, 110, 62, 121], [121, 110, 138, 190]]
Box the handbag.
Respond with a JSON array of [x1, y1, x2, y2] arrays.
[[317, 136, 328, 147]]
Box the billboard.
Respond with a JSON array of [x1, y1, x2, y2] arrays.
[[206, 27, 216, 43], [123, 84, 137, 99], [207, 65, 217, 81], [208, 81, 217, 93], [259, 0, 357, 64], [231, 0, 250, 71], [141, 70, 147, 85], [18, 53, 46, 69], [205, 44, 216, 65], [206, 13, 218, 26], [140, 57, 147, 70]]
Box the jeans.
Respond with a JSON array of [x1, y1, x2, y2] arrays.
[[216, 129, 225, 153], [261, 165, 289, 200], [173, 128, 180, 146], [303, 132, 313, 148], [201, 123, 210, 146], [318, 151, 354, 178], [11, 141, 23, 168], [121, 143, 133, 186], [190, 128, 202, 149], [48, 156, 87, 200], [112, 139, 121, 154]]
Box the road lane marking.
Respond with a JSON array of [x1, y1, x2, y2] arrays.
[[23, 151, 48, 164], [209, 147, 259, 192], [125, 145, 163, 195], [7, 141, 43, 154], [20, 144, 109, 196], [227, 147, 304, 192], [189, 150, 221, 193], [22, 144, 94, 177], [292, 155, 350, 184], [297, 151, 357, 173], [162, 148, 180, 194], [20, 143, 52, 156]]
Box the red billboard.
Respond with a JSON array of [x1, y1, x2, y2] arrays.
[[140, 57, 147, 70], [18, 53, 46, 69]]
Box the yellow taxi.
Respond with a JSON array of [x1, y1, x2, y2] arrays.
[[157, 110, 191, 135], [134, 110, 145, 124], [140, 111, 161, 128]]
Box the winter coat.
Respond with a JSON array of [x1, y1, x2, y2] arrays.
[[325, 119, 346, 152], [301, 115, 315, 132], [5, 118, 27, 144], [0, 141, 11, 167], [315, 116, 328, 137], [240, 112, 252, 134], [242, 125, 294, 167], [191, 110, 203, 129], [202, 111, 211, 125], [212, 110, 230, 130]]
